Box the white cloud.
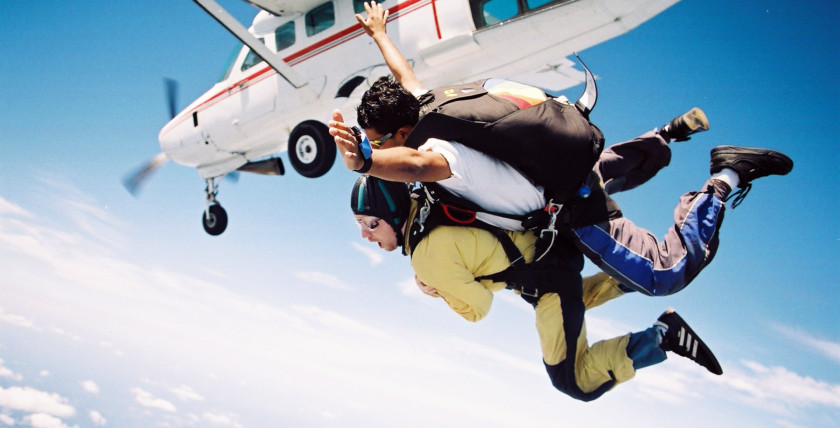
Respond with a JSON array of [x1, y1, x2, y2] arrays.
[[3, 181, 839, 428], [0, 309, 39, 331], [0, 196, 30, 217], [23, 413, 77, 428], [773, 324, 840, 364], [0, 386, 75, 418], [396, 276, 436, 304], [89, 410, 106, 426], [632, 360, 707, 404], [39, 371, 50, 377], [48, 329, 81, 342], [34, 176, 127, 250], [170, 385, 204, 402], [351, 241, 383, 266], [0, 359, 22, 382], [202, 412, 243, 428], [294, 271, 353, 291], [717, 360, 840, 412], [130, 388, 176, 412], [80, 381, 99, 394], [774, 419, 807, 428], [0, 413, 14, 425]]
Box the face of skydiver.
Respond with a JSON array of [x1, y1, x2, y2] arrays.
[[351, 174, 411, 252], [363, 126, 412, 150], [354, 214, 399, 251]]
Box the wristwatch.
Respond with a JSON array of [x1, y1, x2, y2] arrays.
[[351, 127, 373, 173]]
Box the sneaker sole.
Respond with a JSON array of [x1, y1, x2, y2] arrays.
[[684, 107, 710, 132], [710, 145, 794, 175]]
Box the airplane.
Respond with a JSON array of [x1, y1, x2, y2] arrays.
[[125, 0, 681, 236]]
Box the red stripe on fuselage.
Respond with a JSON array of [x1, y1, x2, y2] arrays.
[[166, 0, 434, 130]]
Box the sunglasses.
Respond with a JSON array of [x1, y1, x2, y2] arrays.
[[369, 132, 393, 147]]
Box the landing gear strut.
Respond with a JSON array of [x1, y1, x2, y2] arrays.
[[202, 177, 228, 236]]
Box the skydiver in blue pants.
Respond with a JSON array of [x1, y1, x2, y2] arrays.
[[572, 139, 793, 296]]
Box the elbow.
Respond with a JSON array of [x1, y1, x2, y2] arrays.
[[459, 308, 488, 323], [461, 313, 483, 323], [399, 153, 436, 181]]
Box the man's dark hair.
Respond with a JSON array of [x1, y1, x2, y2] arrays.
[[356, 76, 420, 134]]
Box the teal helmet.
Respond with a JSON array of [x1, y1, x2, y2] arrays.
[[351, 175, 411, 244]]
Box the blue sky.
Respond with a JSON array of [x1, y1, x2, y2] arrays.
[[1, 0, 839, 427]]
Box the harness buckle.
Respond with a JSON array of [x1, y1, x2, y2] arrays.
[[520, 287, 539, 298], [544, 200, 563, 228], [517, 284, 539, 298], [416, 203, 430, 233], [507, 282, 539, 298], [535, 200, 563, 261]]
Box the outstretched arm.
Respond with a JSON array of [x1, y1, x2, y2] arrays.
[[329, 110, 451, 182], [356, 1, 424, 94]]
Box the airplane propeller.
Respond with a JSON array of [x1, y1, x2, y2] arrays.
[[165, 78, 178, 120], [122, 152, 169, 196], [122, 78, 179, 196]]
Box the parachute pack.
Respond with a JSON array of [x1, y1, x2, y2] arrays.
[[405, 60, 619, 267]]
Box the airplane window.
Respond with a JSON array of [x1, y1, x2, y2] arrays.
[[478, 0, 519, 26], [527, 0, 568, 9], [219, 43, 242, 82], [275, 21, 295, 52], [471, 0, 570, 28], [353, 0, 366, 14], [240, 38, 266, 72], [305, 2, 335, 37]]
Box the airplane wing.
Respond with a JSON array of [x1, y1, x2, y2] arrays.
[[243, 0, 324, 15], [509, 57, 588, 94]]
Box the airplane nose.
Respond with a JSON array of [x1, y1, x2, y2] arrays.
[[157, 115, 201, 167], [158, 126, 175, 153]]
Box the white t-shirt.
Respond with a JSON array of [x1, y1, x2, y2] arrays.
[[418, 138, 545, 231]]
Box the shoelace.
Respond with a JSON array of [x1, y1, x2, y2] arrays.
[[724, 182, 752, 209]]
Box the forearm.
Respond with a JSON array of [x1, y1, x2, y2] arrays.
[[370, 32, 423, 94], [366, 147, 451, 182], [412, 234, 495, 322]]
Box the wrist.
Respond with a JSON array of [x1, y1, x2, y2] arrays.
[[354, 156, 372, 173]]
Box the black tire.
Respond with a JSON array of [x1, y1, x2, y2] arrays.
[[202, 203, 228, 236], [288, 121, 336, 178]]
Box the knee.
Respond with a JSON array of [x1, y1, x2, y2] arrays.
[[545, 361, 615, 402]]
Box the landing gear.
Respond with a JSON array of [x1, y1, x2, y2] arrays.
[[202, 177, 228, 236], [288, 121, 336, 178]]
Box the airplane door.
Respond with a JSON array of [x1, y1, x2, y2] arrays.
[[226, 46, 278, 139], [201, 44, 278, 154]]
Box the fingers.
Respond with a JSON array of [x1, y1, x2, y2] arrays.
[[415, 276, 441, 297], [327, 121, 356, 144], [331, 109, 344, 123], [327, 113, 363, 170], [361, 2, 387, 25]]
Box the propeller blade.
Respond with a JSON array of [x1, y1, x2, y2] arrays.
[[164, 78, 178, 119], [122, 152, 169, 196]]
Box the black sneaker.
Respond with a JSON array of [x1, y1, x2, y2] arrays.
[[710, 145, 793, 208], [655, 309, 723, 375], [660, 107, 709, 142]]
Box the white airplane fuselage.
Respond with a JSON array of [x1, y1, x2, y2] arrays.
[[159, 0, 678, 179], [150, 0, 679, 235]]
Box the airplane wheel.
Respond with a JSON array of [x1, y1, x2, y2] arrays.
[[288, 122, 336, 178], [202, 203, 228, 236]]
